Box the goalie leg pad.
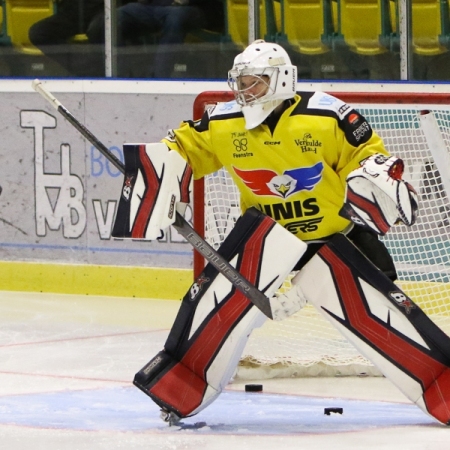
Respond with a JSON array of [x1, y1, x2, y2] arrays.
[[112, 143, 192, 240], [134, 207, 306, 419], [295, 233, 450, 424]]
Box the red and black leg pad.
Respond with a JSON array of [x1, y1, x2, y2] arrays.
[[112, 143, 192, 240], [296, 233, 450, 424], [133, 207, 303, 419]]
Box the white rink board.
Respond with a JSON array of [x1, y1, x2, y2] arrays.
[[0, 79, 449, 269], [0, 80, 219, 269]]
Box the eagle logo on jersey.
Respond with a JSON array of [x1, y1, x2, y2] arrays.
[[233, 163, 323, 198]]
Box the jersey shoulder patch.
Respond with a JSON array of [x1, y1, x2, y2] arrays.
[[307, 91, 352, 120], [304, 91, 374, 146], [208, 100, 243, 120]]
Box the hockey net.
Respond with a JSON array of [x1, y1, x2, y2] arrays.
[[192, 91, 450, 379]]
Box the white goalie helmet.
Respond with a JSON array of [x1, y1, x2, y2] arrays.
[[228, 40, 297, 129]]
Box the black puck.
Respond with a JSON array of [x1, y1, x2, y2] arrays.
[[245, 384, 263, 392], [324, 407, 343, 415]]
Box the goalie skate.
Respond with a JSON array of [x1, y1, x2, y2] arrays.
[[160, 408, 181, 426]]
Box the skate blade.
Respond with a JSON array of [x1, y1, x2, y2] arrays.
[[160, 408, 181, 426]]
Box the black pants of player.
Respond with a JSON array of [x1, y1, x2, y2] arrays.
[[294, 226, 397, 282]]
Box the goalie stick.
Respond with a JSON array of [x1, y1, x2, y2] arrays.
[[31, 79, 274, 319]]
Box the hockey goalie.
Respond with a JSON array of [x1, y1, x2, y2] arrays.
[[112, 40, 450, 426]]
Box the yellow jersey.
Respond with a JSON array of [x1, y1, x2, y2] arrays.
[[163, 91, 389, 242]]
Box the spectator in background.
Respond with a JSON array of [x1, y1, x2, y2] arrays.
[[91, 0, 219, 78], [29, 0, 105, 77]]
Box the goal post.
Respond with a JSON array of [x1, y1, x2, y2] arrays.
[[191, 90, 450, 379]]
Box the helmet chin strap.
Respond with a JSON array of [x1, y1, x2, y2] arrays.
[[242, 98, 284, 129]]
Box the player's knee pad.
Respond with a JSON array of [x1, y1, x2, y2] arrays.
[[112, 142, 192, 240], [133, 207, 306, 419], [296, 233, 450, 425]]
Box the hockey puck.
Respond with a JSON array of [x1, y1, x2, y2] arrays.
[[324, 407, 343, 415], [245, 384, 263, 392]]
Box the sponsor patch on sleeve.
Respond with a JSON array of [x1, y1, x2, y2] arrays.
[[344, 111, 373, 146]]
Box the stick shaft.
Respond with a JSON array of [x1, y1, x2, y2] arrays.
[[32, 79, 124, 173], [31, 79, 273, 319]]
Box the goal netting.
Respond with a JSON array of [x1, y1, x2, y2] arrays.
[[192, 91, 450, 379]]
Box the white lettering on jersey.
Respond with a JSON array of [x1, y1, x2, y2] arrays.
[[353, 122, 371, 141]]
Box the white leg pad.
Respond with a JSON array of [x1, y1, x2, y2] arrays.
[[295, 233, 450, 424]]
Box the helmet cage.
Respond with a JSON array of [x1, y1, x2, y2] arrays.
[[228, 66, 279, 107]]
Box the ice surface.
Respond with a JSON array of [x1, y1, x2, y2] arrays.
[[0, 291, 448, 450]]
